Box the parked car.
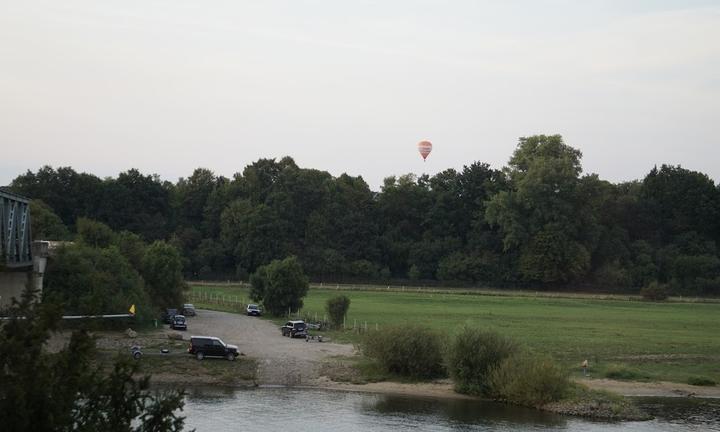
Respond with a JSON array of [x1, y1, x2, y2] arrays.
[[162, 308, 178, 324], [188, 336, 239, 361], [281, 320, 308, 338], [246, 304, 262, 316], [182, 303, 196, 316], [171, 314, 187, 330]]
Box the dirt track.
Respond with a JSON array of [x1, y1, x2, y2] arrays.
[[186, 309, 355, 385]]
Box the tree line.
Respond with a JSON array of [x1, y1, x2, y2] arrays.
[[10, 134, 720, 296]]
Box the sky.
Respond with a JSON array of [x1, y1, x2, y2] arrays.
[[1, 0, 719, 190]]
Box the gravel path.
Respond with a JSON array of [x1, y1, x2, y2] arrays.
[[186, 309, 355, 386]]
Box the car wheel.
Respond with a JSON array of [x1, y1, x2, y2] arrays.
[[196, 352, 204, 360], [133, 351, 142, 360], [226, 352, 235, 361]]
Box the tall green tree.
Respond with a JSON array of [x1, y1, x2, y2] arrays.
[[641, 165, 720, 242], [141, 241, 186, 309], [486, 135, 592, 283], [250, 256, 309, 315]]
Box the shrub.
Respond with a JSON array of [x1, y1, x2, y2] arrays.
[[640, 281, 668, 301], [446, 327, 518, 395], [687, 376, 717, 386], [363, 325, 444, 379], [489, 351, 570, 406], [326, 295, 351, 328], [603, 365, 651, 381]]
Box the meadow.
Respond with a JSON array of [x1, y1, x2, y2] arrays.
[[188, 282, 720, 385]]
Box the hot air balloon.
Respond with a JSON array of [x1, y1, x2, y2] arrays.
[[418, 140, 432, 161]]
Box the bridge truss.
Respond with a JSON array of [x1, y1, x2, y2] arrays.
[[0, 189, 32, 268]]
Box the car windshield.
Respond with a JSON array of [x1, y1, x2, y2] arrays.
[[175, 316, 185, 323], [248, 305, 258, 310], [294, 323, 305, 330]]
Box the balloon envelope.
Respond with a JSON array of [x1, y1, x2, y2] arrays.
[[417, 140, 432, 160]]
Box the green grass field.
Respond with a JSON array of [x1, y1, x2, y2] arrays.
[[189, 282, 720, 385]]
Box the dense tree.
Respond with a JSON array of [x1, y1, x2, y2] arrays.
[[76, 217, 118, 248], [98, 169, 172, 240], [10, 135, 720, 294], [0, 288, 187, 431], [29, 199, 70, 240], [141, 241, 186, 310], [44, 243, 153, 320], [250, 256, 309, 315], [641, 165, 720, 242], [486, 135, 592, 284], [10, 166, 103, 227]]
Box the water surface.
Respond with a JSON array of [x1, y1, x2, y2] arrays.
[[181, 387, 720, 432]]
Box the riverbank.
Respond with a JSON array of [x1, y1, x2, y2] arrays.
[[190, 283, 720, 385], [69, 308, 719, 422]]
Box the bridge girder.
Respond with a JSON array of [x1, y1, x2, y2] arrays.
[[0, 189, 32, 268]]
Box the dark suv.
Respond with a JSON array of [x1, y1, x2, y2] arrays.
[[281, 320, 308, 338], [188, 336, 239, 361], [171, 314, 187, 330], [162, 308, 178, 324]]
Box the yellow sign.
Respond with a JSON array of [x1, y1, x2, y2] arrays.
[[129, 304, 136, 315]]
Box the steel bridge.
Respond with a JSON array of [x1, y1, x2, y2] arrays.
[[1, 189, 32, 268]]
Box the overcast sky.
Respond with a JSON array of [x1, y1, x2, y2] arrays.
[[1, 1, 719, 190]]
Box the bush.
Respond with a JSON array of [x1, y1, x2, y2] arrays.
[[363, 325, 444, 379], [687, 376, 717, 386], [603, 365, 651, 381], [446, 327, 518, 395], [326, 295, 351, 327], [640, 281, 668, 301], [489, 351, 570, 406]]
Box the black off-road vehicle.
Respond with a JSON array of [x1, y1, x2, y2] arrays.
[[188, 336, 239, 361], [281, 320, 308, 338]]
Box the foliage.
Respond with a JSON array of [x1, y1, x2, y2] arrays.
[[489, 351, 570, 406], [141, 241, 187, 310], [0, 287, 187, 431], [362, 324, 444, 379], [249, 256, 309, 315], [325, 295, 351, 327], [77, 217, 117, 248], [10, 138, 720, 294], [640, 281, 668, 301], [687, 376, 716, 386], [44, 243, 153, 320], [29, 199, 70, 240], [486, 135, 594, 284], [446, 327, 519, 395]]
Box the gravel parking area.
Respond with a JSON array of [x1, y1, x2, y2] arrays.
[[185, 309, 355, 385]]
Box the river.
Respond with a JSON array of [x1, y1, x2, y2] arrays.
[[181, 387, 720, 432]]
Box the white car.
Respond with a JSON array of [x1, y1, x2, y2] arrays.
[[246, 304, 262, 316]]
